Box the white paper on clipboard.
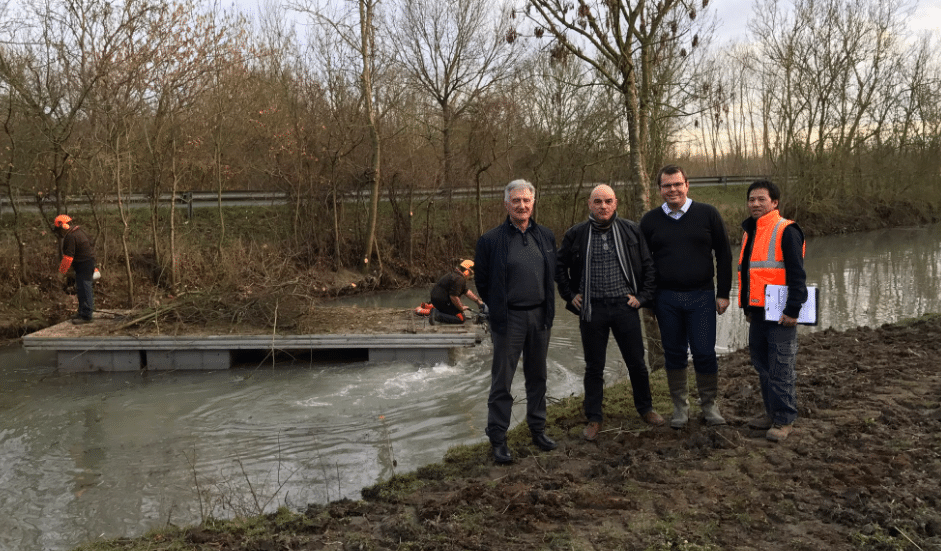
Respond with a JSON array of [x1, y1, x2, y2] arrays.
[[764, 284, 818, 325]]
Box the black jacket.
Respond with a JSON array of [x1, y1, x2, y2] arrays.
[[474, 217, 557, 334], [556, 217, 656, 314], [62, 226, 96, 262]]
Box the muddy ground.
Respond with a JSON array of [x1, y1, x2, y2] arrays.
[[87, 314, 941, 551]]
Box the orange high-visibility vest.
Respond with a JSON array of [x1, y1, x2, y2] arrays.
[[738, 210, 805, 308]]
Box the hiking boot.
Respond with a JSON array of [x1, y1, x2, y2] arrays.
[[642, 410, 665, 427], [582, 421, 601, 441], [766, 424, 793, 442], [71, 317, 93, 325], [492, 442, 513, 463], [531, 433, 557, 451], [428, 309, 437, 325], [748, 413, 774, 430]]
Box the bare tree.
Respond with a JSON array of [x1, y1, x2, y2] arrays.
[[0, 94, 28, 285], [390, 0, 517, 207], [749, 0, 915, 200], [522, 0, 710, 218], [132, 0, 240, 292], [0, 0, 158, 214], [293, 0, 386, 274]]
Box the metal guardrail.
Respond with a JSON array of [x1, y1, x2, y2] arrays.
[[1, 176, 756, 214]]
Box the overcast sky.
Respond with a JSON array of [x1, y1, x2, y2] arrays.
[[229, 0, 941, 45], [711, 0, 941, 43]]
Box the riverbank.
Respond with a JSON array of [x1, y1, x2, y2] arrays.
[[2, 199, 938, 342], [72, 313, 941, 550]]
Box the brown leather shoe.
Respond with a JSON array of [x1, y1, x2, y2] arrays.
[[642, 410, 665, 426], [766, 424, 793, 442], [582, 421, 601, 441]]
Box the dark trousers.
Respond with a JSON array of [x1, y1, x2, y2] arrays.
[[749, 320, 799, 425], [580, 299, 653, 422], [485, 306, 550, 444], [73, 258, 95, 320], [654, 289, 718, 375], [431, 297, 461, 317]]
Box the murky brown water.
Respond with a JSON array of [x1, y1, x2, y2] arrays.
[[1, 223, 939, 550]]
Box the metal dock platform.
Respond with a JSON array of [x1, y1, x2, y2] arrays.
[[21, 310, 483, 372]]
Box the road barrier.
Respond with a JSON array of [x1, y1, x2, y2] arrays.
[[2, 176, 758, 215]]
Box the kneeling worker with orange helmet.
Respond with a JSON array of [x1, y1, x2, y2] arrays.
[[54, 214, 97, 324], [428, 259, 486, 324]]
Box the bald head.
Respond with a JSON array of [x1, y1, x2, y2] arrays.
[[588, 184, 618, 223]]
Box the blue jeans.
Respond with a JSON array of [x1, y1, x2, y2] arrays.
[[485, 307, 550, 443], [579, 299, 653, 422], [653, 289, 718, 375], [749, 319, 798, 425], [73, 258, 95, 320]]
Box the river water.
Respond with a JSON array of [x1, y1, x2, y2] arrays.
[[1, 223, 940, 550]]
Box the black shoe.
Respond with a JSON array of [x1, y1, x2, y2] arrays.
[[71, 317, 93, 325], [492, 442, 513, 463], [532, 433, 557, 451], [428, 309, 437, 325]]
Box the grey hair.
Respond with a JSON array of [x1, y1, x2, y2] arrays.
[[504, 179, 536, 202]]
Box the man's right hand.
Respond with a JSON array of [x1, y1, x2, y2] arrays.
[[571, 294, 583, 311]]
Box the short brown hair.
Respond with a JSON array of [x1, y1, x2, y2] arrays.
[[656, 164, 687, 187]]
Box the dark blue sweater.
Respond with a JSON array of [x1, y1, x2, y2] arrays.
[[639, 202, 733, 298]]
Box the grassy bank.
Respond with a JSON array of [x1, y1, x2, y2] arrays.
[[71, 314, 941, 551]]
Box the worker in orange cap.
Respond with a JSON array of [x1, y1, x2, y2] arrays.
[[54, 214, 96, 324], [428, 259, 485, 324]]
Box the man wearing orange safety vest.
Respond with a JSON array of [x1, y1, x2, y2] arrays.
[[54, 214, 97, 324], [738, 180, 807, 443]]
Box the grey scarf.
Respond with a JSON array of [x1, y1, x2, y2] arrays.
[[581, 212, 636, 322]]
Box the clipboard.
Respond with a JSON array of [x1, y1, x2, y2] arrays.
[[764, 284, 818, 326]]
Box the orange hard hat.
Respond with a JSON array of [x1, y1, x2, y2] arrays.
[[54, 214, 72, 228], [459, 259, 474, 276]]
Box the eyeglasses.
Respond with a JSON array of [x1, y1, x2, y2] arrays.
[[659, 182, 686, 190]]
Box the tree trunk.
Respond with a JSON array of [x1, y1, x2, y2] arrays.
[[117, 133, 134, 307], [1, 100, 26, 285], [216, 141, 225, 258], [169, 137, 179, 294], [359, 0, 382, 274]]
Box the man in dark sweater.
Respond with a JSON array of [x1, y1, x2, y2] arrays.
[[640, 165, 733, 428]]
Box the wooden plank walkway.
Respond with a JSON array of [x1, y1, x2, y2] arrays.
[[22, 310, 484, 372]]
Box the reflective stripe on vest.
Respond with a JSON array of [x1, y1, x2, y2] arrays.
[[738, 210, 800, 308], [749, 218, 789, 270]]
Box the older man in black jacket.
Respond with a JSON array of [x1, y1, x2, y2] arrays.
[[475, 179, 558, 464], [557, 184, 664, 442]]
